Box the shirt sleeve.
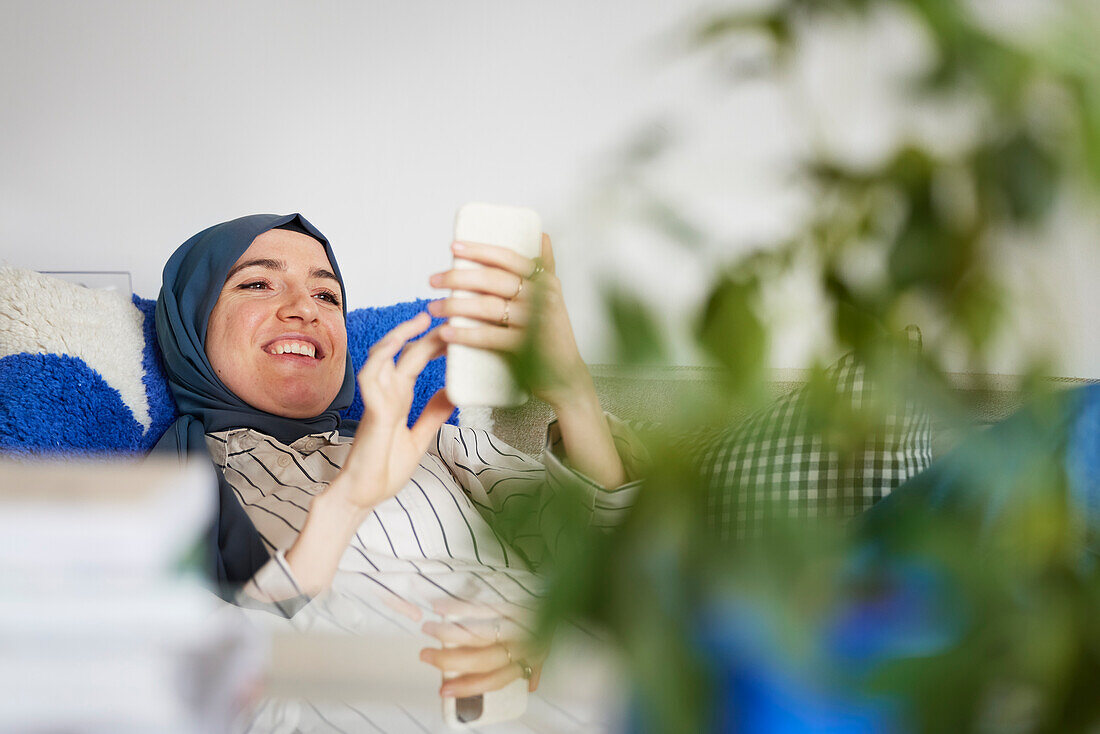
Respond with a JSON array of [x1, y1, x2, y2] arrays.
[[232, 549, 312, 618], [434, 413, 648, 569], [542, 412, 647, 528]]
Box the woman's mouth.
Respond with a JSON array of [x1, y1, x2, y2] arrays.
[[263, 338, 322, 359]]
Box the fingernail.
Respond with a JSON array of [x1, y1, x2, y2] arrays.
[[440, 687, 454, 697], [429, 274, 442, 286], [441, 327, 455, 340], [451, 241, 466, 252]]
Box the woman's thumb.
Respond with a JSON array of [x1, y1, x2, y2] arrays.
[[409, 389, 456, 446]]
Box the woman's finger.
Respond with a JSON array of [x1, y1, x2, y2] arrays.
[[539, 233, 556, 275], [360, 312, 431, 380], [408, 389, 455, 448], [429, 599, 535, 631], [419, 643, 511, 675], [440, 323, 525, 352], [429, 267, 525, 301], [528, 665, 541, 692], [450, 240, 538, 280], [422, 617, 523, 647], [439, 665, 525, 698], [422, 620, 488, 647], [367, 312, 431, 359], [378, 588, 423, 623], [431, 597, 498, 618], [395, 326, 447, 378], [428, 296, 530, 328]]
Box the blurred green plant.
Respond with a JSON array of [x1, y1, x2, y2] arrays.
[[508, 1, 1100, 732]]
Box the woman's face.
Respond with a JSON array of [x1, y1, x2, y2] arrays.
[[205, 228, 348, 419]]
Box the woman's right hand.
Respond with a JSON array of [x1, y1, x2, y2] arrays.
[[284, 312, 452, 598], [331, 312, 455, 510]]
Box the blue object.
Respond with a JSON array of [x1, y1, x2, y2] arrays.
[[681, 386, 1100, 734], [1065, 385, 1100, 556], [0, 295, 454, 455], [0, 352, 147, 457], [695, 598, 902, 734], [133, 294, 179, 448], [861, 385, 1100, 556], [342, 300, 453, 428]]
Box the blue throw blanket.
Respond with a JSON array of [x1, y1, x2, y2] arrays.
[[0, 295, 454, 456]]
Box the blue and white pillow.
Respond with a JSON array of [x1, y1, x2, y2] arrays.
[[0, 267, 453, 456]]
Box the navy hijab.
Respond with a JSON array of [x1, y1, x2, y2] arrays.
[[153, 213, 358, 588]]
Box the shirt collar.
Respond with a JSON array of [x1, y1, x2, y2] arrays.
[[205, 428, 341, 459]]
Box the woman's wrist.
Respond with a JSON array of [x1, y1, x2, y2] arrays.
[[546, 378, 627, 489], [284, 479, 374, 597], [322, 472, 380, 521], [544, 363, 599, 416]]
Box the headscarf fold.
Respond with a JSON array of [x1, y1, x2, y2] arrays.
[[153, 213, 358, 588]]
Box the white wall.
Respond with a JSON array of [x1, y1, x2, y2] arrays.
[[0, 0, 691, 357], [2, 0, 1097, 376]]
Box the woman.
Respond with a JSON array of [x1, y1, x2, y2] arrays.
[[154, 213, 645, 706]]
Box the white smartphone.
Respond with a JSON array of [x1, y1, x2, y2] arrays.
[[442, 676, 529, 729], [441, 616, 530, 731], [445, 202, 543, 408]]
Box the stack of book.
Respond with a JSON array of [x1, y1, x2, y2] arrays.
[[0, 458, 265, 733]]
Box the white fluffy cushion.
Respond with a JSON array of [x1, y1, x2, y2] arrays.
[[0, 267, 151, 431]]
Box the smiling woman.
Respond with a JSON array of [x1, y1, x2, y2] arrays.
[[152, 213, 647, 727], [205, 229, 348, 419]]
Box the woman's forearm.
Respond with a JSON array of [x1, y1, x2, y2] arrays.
[[549, 376, 626, 489], [283, 479, 373, 597]]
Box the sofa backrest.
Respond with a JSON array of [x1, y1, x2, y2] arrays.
[[488, 365, 1100, 458]]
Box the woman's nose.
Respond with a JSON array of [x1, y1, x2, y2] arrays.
[[276, 286, 319, 322]]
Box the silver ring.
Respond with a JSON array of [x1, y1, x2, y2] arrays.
[[501, 299, 511, 325], [528, 258, 545, 279], [517, 659, 533, 680], [501, 644, 513, 664], [512, 275, 524, 299], [493, 620, 502, 644]]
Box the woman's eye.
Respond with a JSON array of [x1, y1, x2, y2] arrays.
[[316, 291, 341, 306], [239, 281, 268, 291]]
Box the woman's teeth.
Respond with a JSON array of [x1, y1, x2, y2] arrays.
[[268, 342, 317, 358]]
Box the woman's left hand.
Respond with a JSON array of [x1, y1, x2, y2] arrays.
[[419, 614, 547, 698], [428, 234, 593, 410]]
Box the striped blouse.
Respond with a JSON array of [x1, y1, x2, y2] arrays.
[[205, 415, 647, 628]]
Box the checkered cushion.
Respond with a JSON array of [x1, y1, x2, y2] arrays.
[[697, 327, 932, 541]]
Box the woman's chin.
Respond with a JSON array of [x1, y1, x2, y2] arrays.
[[235, 366, 343, 419], [249, 385, 337, 420], [269, 403, 328, 419]]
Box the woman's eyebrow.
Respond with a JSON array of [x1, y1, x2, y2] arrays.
[[224, 258, 284, 283], [223, 259, 339, 285], [309, 267, 339, 284]]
